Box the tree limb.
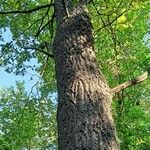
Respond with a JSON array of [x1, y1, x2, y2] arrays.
[[24, 46, 54, 58], [111, 70, 150, 94], [35, 13, 55, 38], [0, 3, 54, 15]]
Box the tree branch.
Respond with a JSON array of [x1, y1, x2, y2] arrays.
[[0, 3, 54, 15], [94, 9, 127, 33], [23, 46, 54, 58], [35, 13, 55, 38], [111, 70, 150, 94], [94, 0, 134, 33]]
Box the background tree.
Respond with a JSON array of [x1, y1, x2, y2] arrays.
[[0, 82, 57, 150], [0, 0, 150, 149]]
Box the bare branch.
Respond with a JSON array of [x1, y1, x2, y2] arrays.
[[35, 13, 55, 38], [111, 71, 150, 94], [94, 0, 134, 33], [94, 10, 127, 33], [24, 46, 54, 58], [36, 7, 51, 37], [0, 3, 54, 15]]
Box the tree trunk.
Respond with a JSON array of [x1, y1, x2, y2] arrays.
[[53, 2, 119, 149]]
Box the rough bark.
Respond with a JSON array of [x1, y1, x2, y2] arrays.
[[53, 2, 119, 149]]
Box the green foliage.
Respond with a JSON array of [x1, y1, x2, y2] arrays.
[[0, 0, 55, 76], [0, 136, 11, 150], [0, 82, 57, 149], [88, 0, 150, 149], [0, 0, 150, 149], [113, 99, 150, 150]]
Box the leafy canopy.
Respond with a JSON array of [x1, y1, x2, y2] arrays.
[[0, 0, 150, 149]]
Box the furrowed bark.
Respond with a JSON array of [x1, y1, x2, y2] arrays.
[[53, 1, 119, 149]]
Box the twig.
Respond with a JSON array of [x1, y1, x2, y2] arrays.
[[23, 46, 54, 58], [35, 13, 55, 38], [0, 3, 54, 15]]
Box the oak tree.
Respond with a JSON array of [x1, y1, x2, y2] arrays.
[[0, 0, 149, 149]]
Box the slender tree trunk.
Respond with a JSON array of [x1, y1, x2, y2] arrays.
[[53, 1, 119, 149]]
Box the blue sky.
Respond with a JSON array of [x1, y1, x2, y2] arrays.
[[0, 22, 150, 93], [0, 29, 39, 92], [0, 60, 39, 92]]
